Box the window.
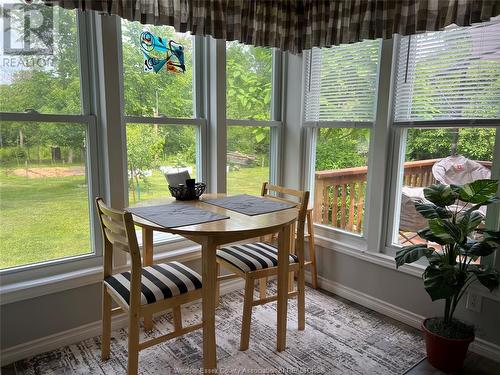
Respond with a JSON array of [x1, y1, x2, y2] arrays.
[[226, 41, 275, 194], [120, 20, 201, 247], [0, 4, 98, 271], [121, 20, 200, 208], [390, 20, 500, 250], [304, 40, 381, 236]]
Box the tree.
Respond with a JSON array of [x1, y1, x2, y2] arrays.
[[126, 124, 164, 202], [315, 128, 370, 171], [226, 42, 272, 121]]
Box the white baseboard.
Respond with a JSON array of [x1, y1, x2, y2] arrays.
[[469, 338, 500, 364], [0, 279, 244, 367], [310, 273, 500, 363]]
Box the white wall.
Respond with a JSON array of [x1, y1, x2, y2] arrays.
[[314, 246, 500, 347]]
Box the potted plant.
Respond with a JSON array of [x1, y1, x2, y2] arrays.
[[395, 179, 500, 372]]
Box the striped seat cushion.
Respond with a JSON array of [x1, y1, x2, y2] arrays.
[[104, 261, 202, 307], [216, 242, 298, 273]]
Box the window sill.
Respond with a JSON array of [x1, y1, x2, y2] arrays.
[[0, 239, 201, 306], [313, 223, 367, 251], [313, 233, 500, 301]]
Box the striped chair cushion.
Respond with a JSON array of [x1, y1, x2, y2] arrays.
[[104, 261, 202, 307], [216, 242, 298, 273]]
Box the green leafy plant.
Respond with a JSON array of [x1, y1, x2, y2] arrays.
[[395, 179, 500, 333]]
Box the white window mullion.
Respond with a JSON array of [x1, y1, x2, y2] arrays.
[[208, 37, 227, 193], [270, 49, 283, 186], [193, 35, 206, 183], [365, 37, 397, 253], [96, 14, 128, 266]]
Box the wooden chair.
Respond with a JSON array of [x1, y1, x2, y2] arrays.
[[96, 198, 203, 375], [256, 184, 318, 291], [215, 183, 310, 351]]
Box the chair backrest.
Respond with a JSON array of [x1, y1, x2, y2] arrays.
[[261, 182, 310, 249], [95, 198, 142, 278]]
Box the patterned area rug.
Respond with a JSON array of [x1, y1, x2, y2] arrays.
[[11, 286, 425, 374]]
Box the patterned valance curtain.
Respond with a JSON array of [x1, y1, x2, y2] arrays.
[[44, 0, 500, 53]]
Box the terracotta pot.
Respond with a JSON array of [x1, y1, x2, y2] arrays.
[[422, 318, 474, 373]]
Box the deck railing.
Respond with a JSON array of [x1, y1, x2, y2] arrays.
[[313, 159, 492, 233]]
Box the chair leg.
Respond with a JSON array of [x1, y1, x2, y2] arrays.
[[101, 286, 112, 360], [259, 277, 267, 299], [297, 265, 306, 331], [289, 271, 295, 292], [240, 277, 255, 351], [307, 209, 318, 289], [173, 305, 183, 331], [127, 311, 141, 375]]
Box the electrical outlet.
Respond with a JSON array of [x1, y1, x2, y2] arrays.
[[466, 293, 482, 313]]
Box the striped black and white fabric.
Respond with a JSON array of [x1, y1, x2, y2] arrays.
[[104, 261, 202, 307], [216, 242, 298, 273]]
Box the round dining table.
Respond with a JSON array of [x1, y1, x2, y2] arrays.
[[130, 193, 298, 371]]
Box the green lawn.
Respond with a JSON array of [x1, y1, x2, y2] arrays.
[[0, 169, 91, 269], [1, 165, 269, 269], [228, 166, 270, 195]]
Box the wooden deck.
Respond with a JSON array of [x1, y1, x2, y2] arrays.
[[313, 159, 492, 235]]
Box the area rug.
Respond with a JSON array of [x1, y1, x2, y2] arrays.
[[11, 286, 425, 374]]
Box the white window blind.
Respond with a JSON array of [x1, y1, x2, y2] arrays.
[[304, 40, 381, 123], [394, 19, 500, 122]]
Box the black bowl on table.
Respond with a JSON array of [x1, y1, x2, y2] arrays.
[[168, 182, 206, 200]]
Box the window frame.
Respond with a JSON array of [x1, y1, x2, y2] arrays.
[[119, 23, 206, 249], [383, 33, 500, 268], [0, 10, 104, 279], [301, 40, 384, 248]]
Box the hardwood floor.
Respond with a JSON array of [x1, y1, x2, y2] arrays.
[[406, 352, 500, 375]]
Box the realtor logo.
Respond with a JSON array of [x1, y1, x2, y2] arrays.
[[2, 1, 54, 55]]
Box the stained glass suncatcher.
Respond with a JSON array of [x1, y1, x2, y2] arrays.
[[140, 31, 186, 74]]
